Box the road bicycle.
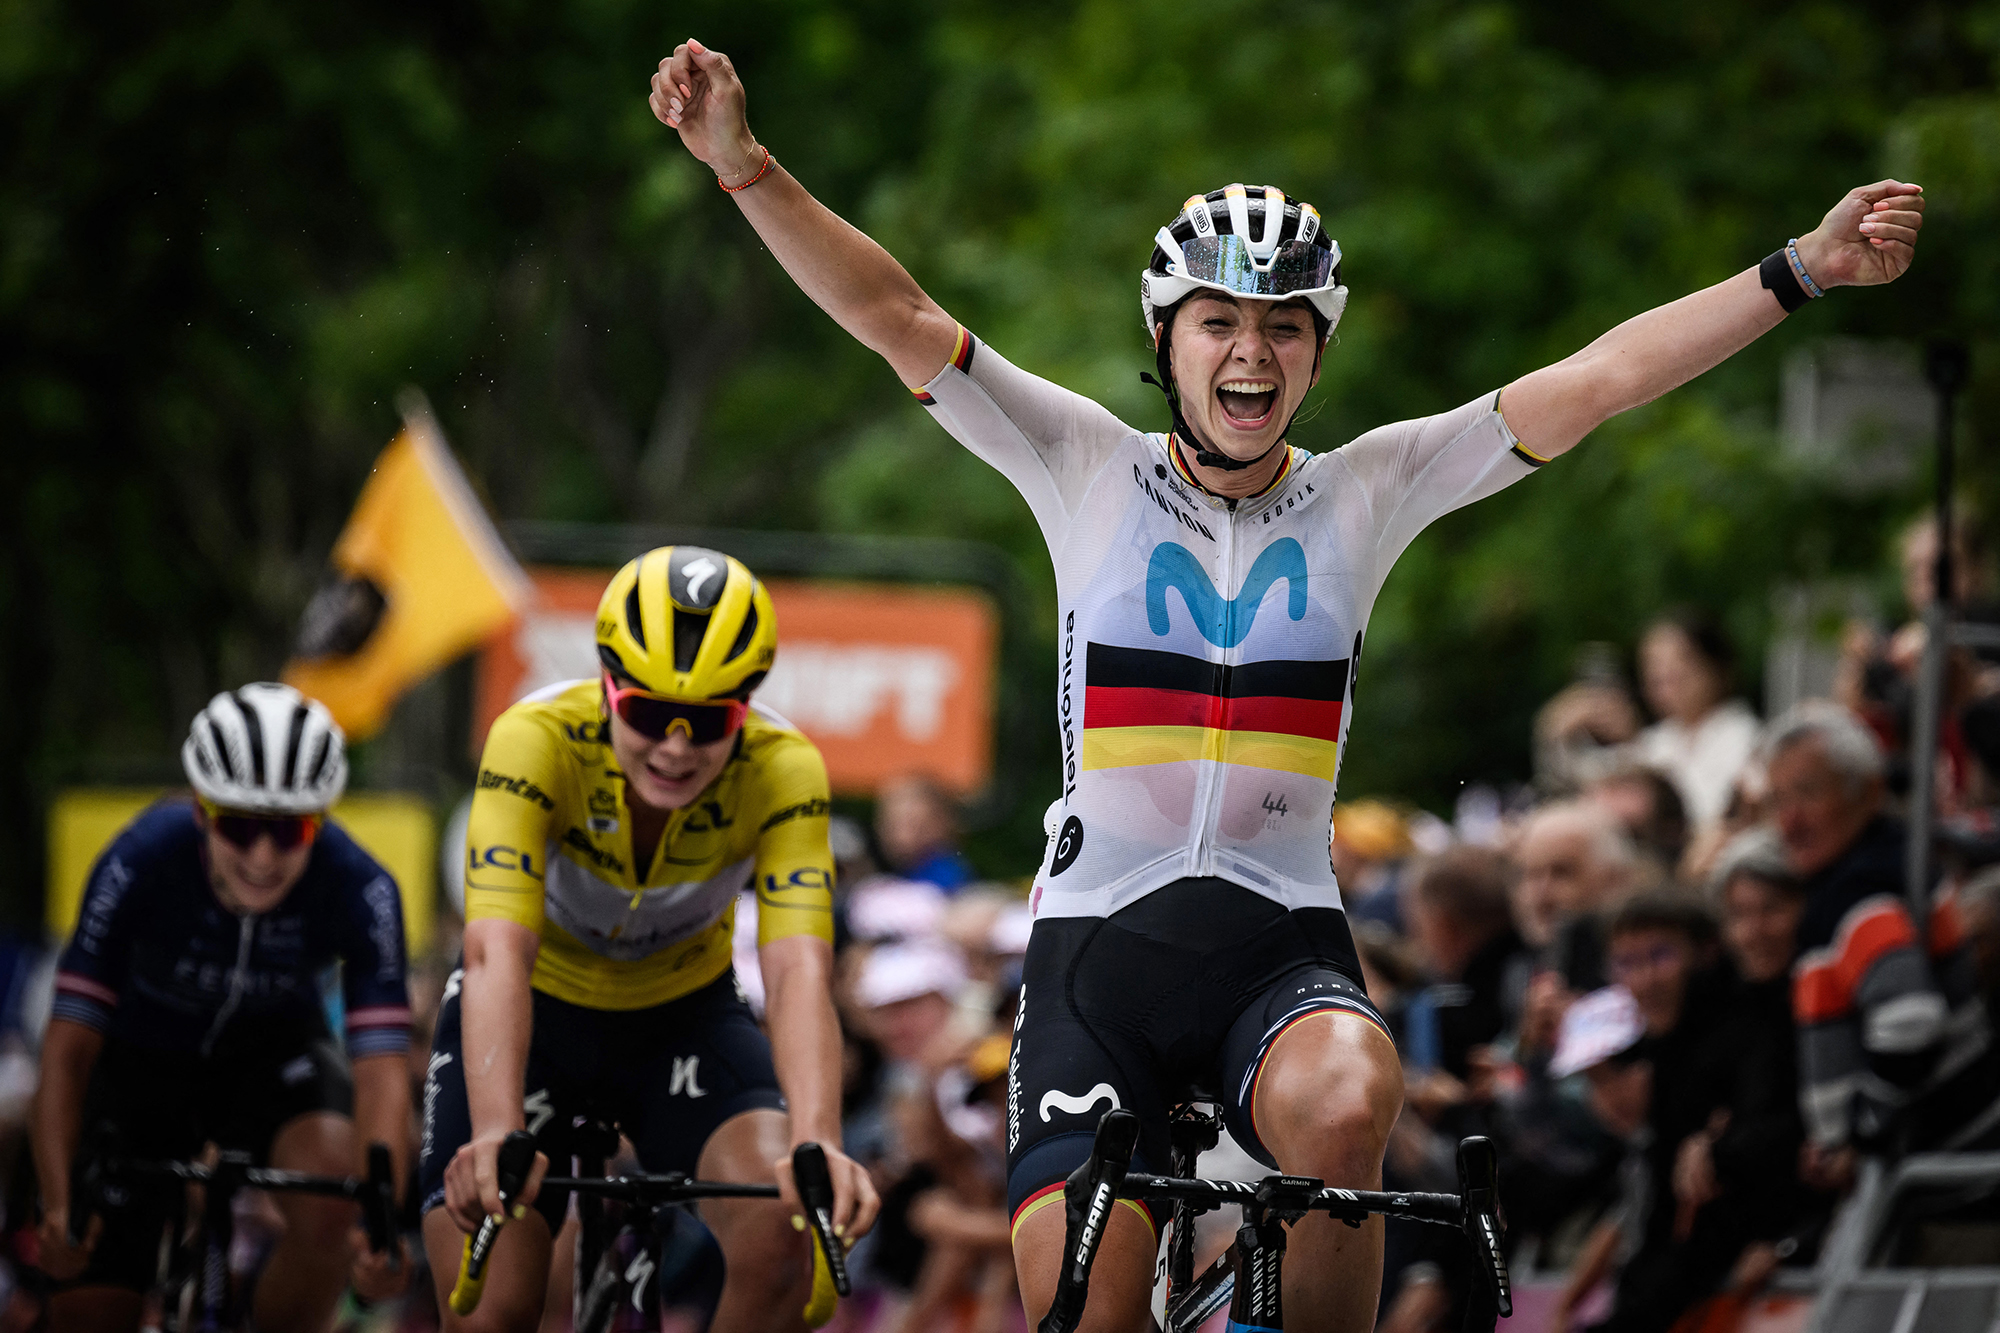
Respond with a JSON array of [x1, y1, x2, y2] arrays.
[[450, 1127, 848, 1331], [1038, 1106, 1510, 1333], [69, 1142, 399, 1333]]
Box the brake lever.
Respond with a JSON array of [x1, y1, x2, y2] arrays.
[[449, 1130, 538, 1315], [361, 1142, 398, 1262], [1455, 1136, 1512, 1324], [67, 1157, 103, 1247], [790, 1143, 851, 1297], [1037, 1108, 1140, 1333]]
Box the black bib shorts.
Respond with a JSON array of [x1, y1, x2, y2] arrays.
[[418, 967, 786, 1234], [1005, 879, 1390, 1236]]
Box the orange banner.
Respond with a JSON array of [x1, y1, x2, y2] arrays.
[[475, 567, 997, 795]]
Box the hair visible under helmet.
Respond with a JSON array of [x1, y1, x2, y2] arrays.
[[594, 546, 777, 700], [181, 683, 348, 815], [1140, 184, 1349, 471]]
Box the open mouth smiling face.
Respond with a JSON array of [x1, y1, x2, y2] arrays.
[[1168, 293, 1321, 465], [1215, 377, 1280, 430]]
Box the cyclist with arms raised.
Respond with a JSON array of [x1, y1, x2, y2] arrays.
[[419, 546, 877, 1333], [651, 38, 1922, 1332], [34, 684, 411, 1333]]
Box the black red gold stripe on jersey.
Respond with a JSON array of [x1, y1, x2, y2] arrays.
[[1167, 435, 1299, 497], [1510, 440, 1550, 468], [911, 326, 977, 406], [1082, 643, 1346, 778]]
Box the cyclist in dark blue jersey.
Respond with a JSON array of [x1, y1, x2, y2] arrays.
[[31, 683, 413, 1333]]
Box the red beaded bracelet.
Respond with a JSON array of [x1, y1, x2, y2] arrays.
[[719, 146, 775, 194]]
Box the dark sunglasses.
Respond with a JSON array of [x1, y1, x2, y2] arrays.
[[601, 671, 748, 745], [200, 800, 321, 852]]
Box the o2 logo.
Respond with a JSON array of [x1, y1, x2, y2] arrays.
[[1050, 817, 1084, 876]]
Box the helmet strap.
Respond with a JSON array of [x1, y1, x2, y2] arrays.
[[1142, 323, 1325, 477]]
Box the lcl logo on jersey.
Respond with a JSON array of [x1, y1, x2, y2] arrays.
[[470, 845, 536, 875], [1146, 538, 1307, 647]]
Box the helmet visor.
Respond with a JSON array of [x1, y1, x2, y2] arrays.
[[1172, 234, 1336, 298]]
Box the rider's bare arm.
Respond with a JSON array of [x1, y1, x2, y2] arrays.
[[1500, 180, 1923, 458], [761, 933, 882, 1239], [650, 39, 959, 388], [353, 1053, 411, 1195], [452, 917, 543, 1229], [29, 1018, 104, 1274]]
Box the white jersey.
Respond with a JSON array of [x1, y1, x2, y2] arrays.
[[917, 327, 1542, 920]]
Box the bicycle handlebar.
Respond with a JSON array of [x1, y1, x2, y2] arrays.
[[1037, 1113, 1511, 1333], [449, 1138, 849, 1326], [1115, 1172, 1464, 1227], [543, 1146, 851, 1301], [540, 1174, 780, 1202], [73, 1142, 400, 1257]]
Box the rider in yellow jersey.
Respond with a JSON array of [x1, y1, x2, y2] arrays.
[[463, 679, 836, 1010], [418, 546, 878, 1333]]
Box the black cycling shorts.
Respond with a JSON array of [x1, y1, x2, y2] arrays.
[[71, 1029, 353, 1291], [419, 968, 786, 1233], [1005, 879, 1389, 1237]]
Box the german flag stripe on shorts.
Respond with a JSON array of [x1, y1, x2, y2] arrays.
[[1081, 643, 1347, 778], [1009, 1182, 1156, 1244]]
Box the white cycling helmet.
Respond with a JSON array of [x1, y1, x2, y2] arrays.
[[1140, 184, 1349, 342], [181, 683, 348, 815]]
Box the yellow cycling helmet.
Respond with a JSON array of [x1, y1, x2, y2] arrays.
[[595, 546, 777, 699]]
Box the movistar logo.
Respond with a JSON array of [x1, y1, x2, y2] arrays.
[[1146, 538, 1308, 647]]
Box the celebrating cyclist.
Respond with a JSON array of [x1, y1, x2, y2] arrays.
[[652, 38, 1921, 1333], [34, 683, 412, 1333], [419, 546, 877, 1333]]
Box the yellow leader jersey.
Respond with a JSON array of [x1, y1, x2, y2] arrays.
[[464, 678, 835, 1010]]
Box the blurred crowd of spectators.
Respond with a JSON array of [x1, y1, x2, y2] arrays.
[[1356, 512, 2000, 1332]]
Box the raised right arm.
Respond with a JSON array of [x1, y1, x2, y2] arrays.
[[650, 40, 960, 387]]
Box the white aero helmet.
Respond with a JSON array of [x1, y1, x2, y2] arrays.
[[181, 683, 348, 815], [1140, 184, 1348, 342], [1139, 185, 1349, 471]]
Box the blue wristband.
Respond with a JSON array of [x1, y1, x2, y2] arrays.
[[1785, 238, 1825, 299]]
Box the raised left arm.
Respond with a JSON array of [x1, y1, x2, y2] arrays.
[[1500, 180, 1924, 458]]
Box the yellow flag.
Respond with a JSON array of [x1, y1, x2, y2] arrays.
[[285, 397, 528, 739]]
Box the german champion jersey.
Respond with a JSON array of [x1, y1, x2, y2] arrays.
[[465, 679, 835, 1010], [916, 328, 1540, 919]]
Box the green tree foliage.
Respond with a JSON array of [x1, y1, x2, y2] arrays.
[[4, 0, 1997, 903]]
